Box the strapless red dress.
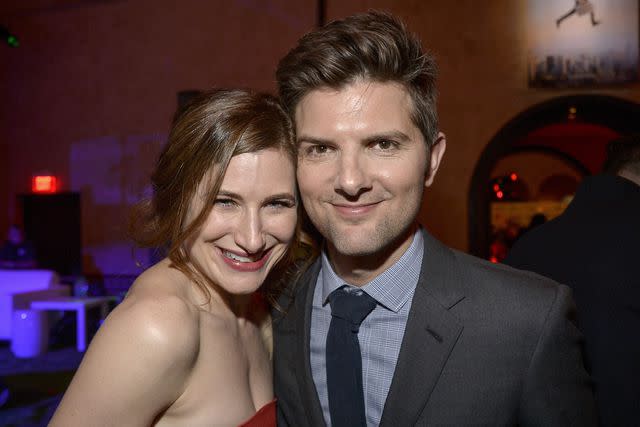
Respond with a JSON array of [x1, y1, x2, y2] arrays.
[[238, 400, 276, 427]]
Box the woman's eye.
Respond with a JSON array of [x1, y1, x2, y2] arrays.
[[268, 199, 296, 209], [214, 198, 235, 207]]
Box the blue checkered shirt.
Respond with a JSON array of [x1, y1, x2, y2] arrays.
[[310, 229, 424, 427]]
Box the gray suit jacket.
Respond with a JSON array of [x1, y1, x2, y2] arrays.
[[273, 230, 596, 426]]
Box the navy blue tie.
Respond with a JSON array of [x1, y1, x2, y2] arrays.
[[326, 287, 377, 427]]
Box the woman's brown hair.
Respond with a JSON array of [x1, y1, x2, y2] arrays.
[[130, 88, 300, 304]]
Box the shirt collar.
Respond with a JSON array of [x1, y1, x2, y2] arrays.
[[320, 228, 424, 313]]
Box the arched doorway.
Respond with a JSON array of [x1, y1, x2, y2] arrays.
[[469, 95, 640, 258]]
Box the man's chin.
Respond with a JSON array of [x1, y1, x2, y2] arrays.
[[326, 232, 385, 258], [323, 222, 417, 260]]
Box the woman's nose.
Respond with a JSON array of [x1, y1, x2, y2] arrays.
[[234, 210, 266, 254]]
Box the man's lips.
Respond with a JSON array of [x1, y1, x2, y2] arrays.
[[219, 248, 272, 272], [331, 202, 380, 216]]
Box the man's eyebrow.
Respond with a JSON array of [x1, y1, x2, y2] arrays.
[[362, 131, 411, 144], [297, 131, 411, 145], [296, 135, 334, 145]]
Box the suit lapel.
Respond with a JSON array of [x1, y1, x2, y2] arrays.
[[292, 259, 327, 426], [379, 230, 465, 427]]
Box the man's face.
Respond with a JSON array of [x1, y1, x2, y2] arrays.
[[295, 80, 445, 262]]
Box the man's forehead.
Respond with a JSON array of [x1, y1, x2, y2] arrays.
[[294, 80, 413, 116], [294, 81, 415, 137]]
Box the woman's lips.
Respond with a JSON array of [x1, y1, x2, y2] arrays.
[[220, 248, 272, 272]]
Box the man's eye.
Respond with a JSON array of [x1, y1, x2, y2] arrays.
[[306, 144, 330, 155], [373, 139, 395, 150]]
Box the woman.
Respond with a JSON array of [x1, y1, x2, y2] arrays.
[[49, 89, 300, 426]]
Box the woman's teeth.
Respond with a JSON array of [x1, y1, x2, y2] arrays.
[[223, 250, 260, 263]]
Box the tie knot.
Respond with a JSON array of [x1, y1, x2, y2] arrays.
[[329, 287, 377, 331]]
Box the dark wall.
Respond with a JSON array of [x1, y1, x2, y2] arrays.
[[1, 1, 640, 274], [0, 0, 315, 274]]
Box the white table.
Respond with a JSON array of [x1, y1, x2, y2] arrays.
[[30, 296, 115, 352]]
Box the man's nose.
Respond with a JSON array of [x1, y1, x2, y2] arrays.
[[334, 151, 371, 197]]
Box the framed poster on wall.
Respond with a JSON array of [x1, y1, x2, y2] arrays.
[[528, 0, 639, 87]]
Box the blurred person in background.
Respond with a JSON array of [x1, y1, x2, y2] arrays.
[[0, 224, 37, 269], [505, 134, 640, 425]]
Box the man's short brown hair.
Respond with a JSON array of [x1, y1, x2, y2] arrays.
[[276, 10, 439, 149]]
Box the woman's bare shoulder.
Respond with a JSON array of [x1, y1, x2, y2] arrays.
[[48, 262, 203, 425], [114, 262, 201, 353]]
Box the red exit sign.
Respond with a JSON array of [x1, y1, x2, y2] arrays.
[[32, 175, 58, 193]]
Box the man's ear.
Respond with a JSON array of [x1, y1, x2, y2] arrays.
[[425, 132, 446, 187]]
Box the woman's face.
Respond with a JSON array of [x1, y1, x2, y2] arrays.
[[186, 148, 298, 296]]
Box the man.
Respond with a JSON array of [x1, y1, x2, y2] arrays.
[[505, 135, 640, 426], [273, 11, 596, 426]]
